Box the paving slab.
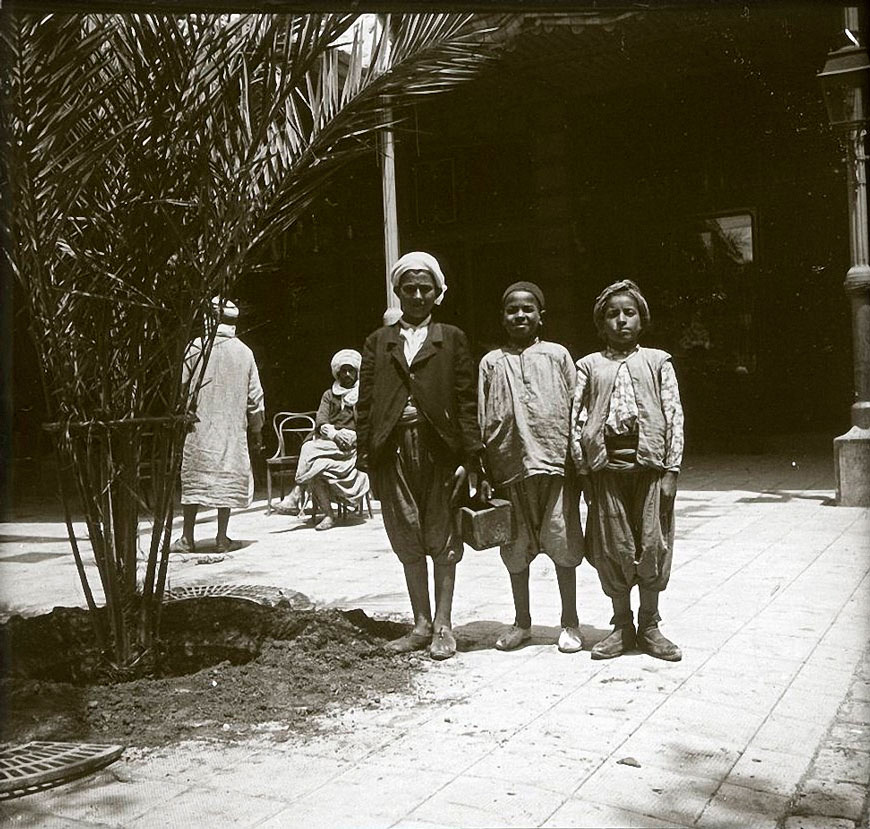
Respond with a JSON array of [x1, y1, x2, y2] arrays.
[[278, 757, 456, 827], [792, 779, 867, 823], [201, 748, 354, 801], [613, 722, 743, 781], [572, 760, 720, 825], [541, 797, 691, 828], [0, 769, 191, 826], [403, 774, 561, 828], [812, 746, 870, 787], [783, 818, 859, 829], [750, 714, 831, 757], [695, 782, 789, 828], [461, 744, 604, 797], [0, 812, 120, 829], [125, 787, 286, 829], [726, 746, 812, 797]]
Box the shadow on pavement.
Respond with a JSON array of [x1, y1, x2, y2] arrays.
[[453, 621, 611, 653], [0, 551, 68, 564], [169, 539, 256, 556], [0, 534, 82, 544]]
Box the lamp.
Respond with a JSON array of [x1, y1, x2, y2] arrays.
[[817, 43, 870, 127]]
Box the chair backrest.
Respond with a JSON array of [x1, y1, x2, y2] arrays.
[[270, 411, 316, 460]]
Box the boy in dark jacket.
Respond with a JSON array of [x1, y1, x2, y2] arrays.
[[357, 252, 484, 661]]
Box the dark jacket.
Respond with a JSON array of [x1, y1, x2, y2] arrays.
[[357, 321, 482, 469]]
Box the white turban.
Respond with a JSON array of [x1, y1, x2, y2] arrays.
[[389, 251, 447, 305], [211, 296, 239, 320], [330, 348, 362, 379]]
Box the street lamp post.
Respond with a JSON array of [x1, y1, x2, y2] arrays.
[[818, 17, 870, 506]]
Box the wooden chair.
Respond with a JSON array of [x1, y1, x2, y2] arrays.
[[312, 488, 374, 522], [266, 412, 315, 514], [310, 489, 374, 524], [343, 491, 375, 520]]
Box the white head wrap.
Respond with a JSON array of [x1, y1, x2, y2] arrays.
[[390, 252, 447, 306], [330, 348, 362, 380], [211, 296, 239, 320]]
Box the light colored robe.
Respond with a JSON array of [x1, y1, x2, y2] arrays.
[[478, 339, 575, 488], [180, 324, 265, 508]]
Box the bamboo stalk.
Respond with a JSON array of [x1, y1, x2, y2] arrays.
[[140, 426, 174, 641], [96, 434, 127, 667], [53, 444, 107, 654]]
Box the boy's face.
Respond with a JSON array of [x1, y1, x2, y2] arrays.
[[396, 270, 439, 324], [337, 365, 357, 388], [602, 292, 642, 349], [502, 290, 542, 344]]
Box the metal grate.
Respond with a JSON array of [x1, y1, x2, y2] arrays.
[[165, 583, 312, 609], [0, 742, 124, 799]]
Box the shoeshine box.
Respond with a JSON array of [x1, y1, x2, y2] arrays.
[[459, 498, 513, 550]]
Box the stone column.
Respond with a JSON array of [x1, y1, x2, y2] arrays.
[[834, 123, 870, 505], [380, 124, 400, 310], [378, 14, 401, 313], [834, 6, 870, 506]]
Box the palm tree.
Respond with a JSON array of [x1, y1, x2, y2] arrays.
[[1, 12, 499, 676]]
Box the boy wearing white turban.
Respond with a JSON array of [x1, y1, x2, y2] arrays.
[[358, 252, 484, 661]]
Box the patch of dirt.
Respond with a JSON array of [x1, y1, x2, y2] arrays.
[[0, 599, 416, 747]]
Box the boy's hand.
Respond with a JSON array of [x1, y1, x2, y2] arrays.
[[661, 471, 678, 503], [334, 429, 356, 451], [451, 464, 469, 504], [467, 470, 492, 502], [477, 476, 493, 502]]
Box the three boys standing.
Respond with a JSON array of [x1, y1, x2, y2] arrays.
[[358, 253, 683, 664]]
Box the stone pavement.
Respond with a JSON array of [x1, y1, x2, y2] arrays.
[[1, 436, 869, 828]]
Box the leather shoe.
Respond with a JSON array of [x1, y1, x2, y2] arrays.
[[385, 630, 431, 654], [638, 624, 682, 662], [495, 625, 531, 651], [591, 624, 636, 660], [557, 626, 584, 654], [429, 628, 457, 661]]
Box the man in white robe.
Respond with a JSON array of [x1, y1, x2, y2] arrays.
[[171, 297, 264, 554]]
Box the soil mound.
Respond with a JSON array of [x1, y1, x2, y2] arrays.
[[0, 599, 414, 746]]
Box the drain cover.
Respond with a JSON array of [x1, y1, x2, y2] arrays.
[[164, 584, 312, 608], [0, 742, 124, 799]]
